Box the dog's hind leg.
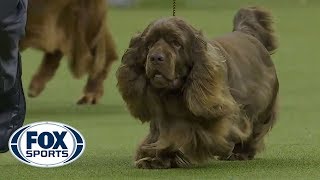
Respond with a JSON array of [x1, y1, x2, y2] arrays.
[[222, 98, 278, 161], [77, 68, 107, 105], [76, 57, 116, 105], [77, 29, 117, 105], [28, 50, 63, 98]]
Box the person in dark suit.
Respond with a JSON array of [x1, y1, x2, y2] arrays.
[[0, 0, 27, 153]]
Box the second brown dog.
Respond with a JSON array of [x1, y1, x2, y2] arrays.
[[21, 0, 118, 104]]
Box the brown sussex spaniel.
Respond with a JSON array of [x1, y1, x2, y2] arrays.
[[117, 7, 279, 169], [20, 0, 117, 104]]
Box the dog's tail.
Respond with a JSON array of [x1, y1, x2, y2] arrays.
[[233, 7, 277, 53]]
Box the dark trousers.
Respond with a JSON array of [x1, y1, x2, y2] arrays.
[[0, 0, 27, 93], [0, 0, 27, 152]]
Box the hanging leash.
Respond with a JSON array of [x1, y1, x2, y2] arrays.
[[173, 0, 176, 16]]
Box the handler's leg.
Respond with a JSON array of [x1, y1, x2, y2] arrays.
[[0, 0, 27, 153]]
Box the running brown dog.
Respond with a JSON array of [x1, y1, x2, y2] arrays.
[[21, 0, 118, 104]]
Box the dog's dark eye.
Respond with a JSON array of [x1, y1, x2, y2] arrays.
[[172, 40, 182, 49], [146, 42, 154, 50]]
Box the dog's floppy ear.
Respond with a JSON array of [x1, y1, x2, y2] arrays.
[[120, 20, 156, 66], [121, 32, 147, 66], [116, 32, 151, 122], [184, 31, 237, 120]]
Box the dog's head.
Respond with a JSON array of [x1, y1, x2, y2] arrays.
[[120, 17, 235, 118], [123, 17, 213, 90], [143, 17, 200, 89]]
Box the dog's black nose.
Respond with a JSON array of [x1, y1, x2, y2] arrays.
[[150, 53, 165, 62]]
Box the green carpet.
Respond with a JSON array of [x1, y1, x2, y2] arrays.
[[0, 3, 319, 180]]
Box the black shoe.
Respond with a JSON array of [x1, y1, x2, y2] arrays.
[[0, 57, 26, 153]]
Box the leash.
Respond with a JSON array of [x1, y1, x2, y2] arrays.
[[173, 0, 176, 16]]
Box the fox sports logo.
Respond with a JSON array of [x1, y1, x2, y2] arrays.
[[9, 122, 85, 168]]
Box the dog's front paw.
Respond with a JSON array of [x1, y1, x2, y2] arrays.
[[219, 153, 251, 161], [77, 93, 102, 105], [28, 79, 46, 98], [135, 157, 171, 169]]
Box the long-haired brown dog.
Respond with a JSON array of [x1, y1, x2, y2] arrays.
[[117, 7, 279, 169], [20, 0, 117, 104]]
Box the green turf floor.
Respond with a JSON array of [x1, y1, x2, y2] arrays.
[[1, 3, 320, 180]]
